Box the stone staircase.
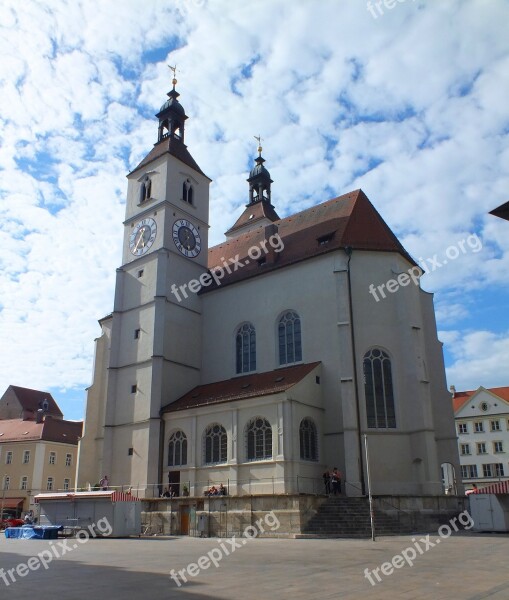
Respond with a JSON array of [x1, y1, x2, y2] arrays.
[[300, 496, 417, 538]]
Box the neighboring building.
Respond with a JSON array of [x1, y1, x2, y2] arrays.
[[77, 76, 460, 498], [452, 386, 509, 492], [0, 386, 82, 514]]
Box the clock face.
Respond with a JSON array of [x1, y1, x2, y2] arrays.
[[172, 219, 201, 258], [129, 218, 157, 256]]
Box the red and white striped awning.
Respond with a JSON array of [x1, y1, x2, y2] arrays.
[[472, 481, 509, 495], [35, 491, 140, 503]]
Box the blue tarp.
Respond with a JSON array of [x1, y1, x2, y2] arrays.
[[5, 525, 62, 539]]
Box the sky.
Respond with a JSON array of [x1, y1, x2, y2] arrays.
[[0, 0, 508, 421]]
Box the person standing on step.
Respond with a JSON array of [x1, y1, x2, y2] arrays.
[[331, 467, 342, 495]]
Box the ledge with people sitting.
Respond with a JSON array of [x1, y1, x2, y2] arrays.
[[203, 483, 227, 497]]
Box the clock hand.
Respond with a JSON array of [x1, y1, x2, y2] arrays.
[[134, 231, 144, 251]]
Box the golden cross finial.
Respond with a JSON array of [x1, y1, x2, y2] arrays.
[[254, 134, 263, 155]]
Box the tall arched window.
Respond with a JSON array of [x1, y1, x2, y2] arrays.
[[278, 311, 302, 365], [236, 323, 256, 374], [246, 417, 272, 461], [168, 430, 188, 466], [299, 418, 318, 461], [139, 176, 151, 203], [204, 424, 227, 464], [363, 348, 396, 429], [182, 180, 194, 204]]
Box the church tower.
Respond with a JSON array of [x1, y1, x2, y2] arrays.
[[98, 70, 211, 495], [225, 137, 279, 238]]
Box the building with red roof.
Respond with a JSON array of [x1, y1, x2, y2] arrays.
[[77, 79, 460, 503], [452, 385, 509, 493], [0, 386, 82, 516]]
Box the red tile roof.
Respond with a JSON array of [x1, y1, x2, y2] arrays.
[[205, 189, 417, 290], [452, 386, 509, 413], [4, 385, 63, 418], [0, 417, 82, 444], [225, 200, 280, 236], [162, 362, 321, 413], [129, 136, 209, 179]]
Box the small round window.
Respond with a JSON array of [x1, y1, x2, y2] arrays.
[[480, 402, 489, 412]]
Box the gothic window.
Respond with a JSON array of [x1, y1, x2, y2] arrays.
[[299, 418, 318, 461], [236, 323, 256, 374], [139, 176, 151, 203], [204, 424, 227, 465], [278, 311, 302, 365], [168, 430, 188, 467], [363, 348, 396, 429], [246, 418, 272, 461], [182, 179, 194, 204]]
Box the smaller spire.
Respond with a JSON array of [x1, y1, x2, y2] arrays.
[[247, 135, 273, 205], [156, 64, 187, 143]]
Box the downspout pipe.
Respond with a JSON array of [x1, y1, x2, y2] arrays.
[[344, 246, 366, 496]]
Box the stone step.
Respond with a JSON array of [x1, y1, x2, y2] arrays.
[[302, 497, 415, 536]]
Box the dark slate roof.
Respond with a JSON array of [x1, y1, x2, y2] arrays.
[[225, 200, 280, 236], [0, 417, 82, 445], [7, 386, 63, 418], [207, 189, 417, 290], [161, 362, 321, 413], [490, 201, 509, 222], [129, 136, 209, 179]]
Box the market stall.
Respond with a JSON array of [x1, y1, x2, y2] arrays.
[[34, 490, 141, 537]]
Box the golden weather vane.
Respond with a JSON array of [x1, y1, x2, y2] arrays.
[[254, 134, 263, 155], [168, 64, 178, 87]]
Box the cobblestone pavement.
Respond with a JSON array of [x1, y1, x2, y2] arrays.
[[1, 533, 509, 599]]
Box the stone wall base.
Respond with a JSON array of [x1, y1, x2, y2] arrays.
[[140, 494, 467, 538]]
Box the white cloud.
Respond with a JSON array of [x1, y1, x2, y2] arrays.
[[0, 0, 509, 416], [445, 330, 509, 391]]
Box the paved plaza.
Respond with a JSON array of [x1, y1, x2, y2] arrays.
[[1, 532, 508, 599]]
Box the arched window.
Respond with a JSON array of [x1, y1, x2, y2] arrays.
[[363, 348, 396, 429], [204, 424, 227, 464], [236, 323, 256, 374], [168, 430, 188, 466], [139, 176, 151, 203], [246, 417, 272, 461], [278, 311, 302, 365], [299, 418, 318, 461], [182, 180, 193, 204]]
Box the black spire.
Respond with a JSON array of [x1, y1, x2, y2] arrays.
[[155, 66, 188, 143], [247, 136, 273, 205]]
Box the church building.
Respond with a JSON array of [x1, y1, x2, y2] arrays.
[[77, 75, 461, 499]]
